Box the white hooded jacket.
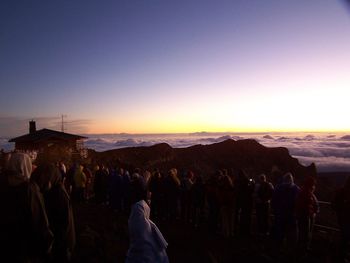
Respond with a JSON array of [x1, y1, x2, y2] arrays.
[[126, 200, 169, 263]]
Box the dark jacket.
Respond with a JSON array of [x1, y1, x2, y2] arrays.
[[0, 171, 53, 262], [45, 183, 76, 262], [31, 163, 76, 262]]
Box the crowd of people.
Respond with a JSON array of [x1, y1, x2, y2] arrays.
[[0, 152, 75, 263], [0, 151, 349, 262]]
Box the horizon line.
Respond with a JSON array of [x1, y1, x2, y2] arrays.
[[79, 130, 350, 136]]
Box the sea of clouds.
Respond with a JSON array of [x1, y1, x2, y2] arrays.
[[2, 132, 350, 172]]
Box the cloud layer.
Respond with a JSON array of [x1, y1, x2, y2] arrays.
[[2, 132, 350, 172]]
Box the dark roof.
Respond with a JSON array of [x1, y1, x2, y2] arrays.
[[9, 129, 87, 143]]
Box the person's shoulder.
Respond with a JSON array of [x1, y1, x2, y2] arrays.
[[134, 199, 148, 209], [132, 200, 149, 215], [292, 184, 300, 191]]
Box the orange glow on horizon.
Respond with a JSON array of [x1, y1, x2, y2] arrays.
[[86, 120, 350, 134]]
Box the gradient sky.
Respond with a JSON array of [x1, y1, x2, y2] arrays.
[[1, 0, 350, 136]]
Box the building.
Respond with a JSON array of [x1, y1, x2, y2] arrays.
[[9, 121, 87, 157]]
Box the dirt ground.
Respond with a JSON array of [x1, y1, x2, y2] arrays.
[[71, 202, 344, 263]]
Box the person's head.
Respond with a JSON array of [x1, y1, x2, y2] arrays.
[[169, 168, 177, 176], [187, 171, 194, 180], [153, 170, 161, 179], [303, 176, 316, 192], [143, 170, 151, 183], [222, 174, 233, 187], [283, 172, 294, 185], [216, 170, 224, 178], [169, 168, 180, 185], [31, 163, 62, 192], [134, 167, 142, 175], [259, 174, 267, 183], [131, 172, 141, 181], [130, 177, 147, 204], [6, 152, 32, 180]]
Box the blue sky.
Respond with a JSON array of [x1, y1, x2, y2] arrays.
[[1, 0, 350, 136]]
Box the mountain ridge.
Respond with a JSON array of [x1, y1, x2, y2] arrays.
[[90, 139, 316, 183]]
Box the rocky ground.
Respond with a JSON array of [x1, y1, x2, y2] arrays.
[[70, 201, 344, 263]]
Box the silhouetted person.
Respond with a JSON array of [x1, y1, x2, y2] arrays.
[[163, 168, 181, 220], [0, 153, 53, 262], [125, 177, 169, 263], [58, 161, 67, 180], [83, 165, 93, 201], [94, 164, 109, 204], [180, 170, 194, 222], [235, 170, 255, 236], [191, 175, 205, 228], [31, 163, 76, 262], [254, 174, 274, 236], [65, 164, 77, 196], [73, 164, 87, 203], [218, 174, 234, 237], [206, 173, 220, 234], [295, 177, 319, 256], [149, 170, 165, 220], [271, 172, 300, 251], [120, 170, 131, 214], [332, 176, 350, 262], [109, 167, 123, 212]]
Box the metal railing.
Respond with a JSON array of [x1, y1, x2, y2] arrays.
[[314, 201, 340, 234]]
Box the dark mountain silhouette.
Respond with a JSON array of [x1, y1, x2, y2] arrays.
[[90, 139, 316, 183]]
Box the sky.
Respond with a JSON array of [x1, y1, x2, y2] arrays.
[[1, 0, 350, 136]]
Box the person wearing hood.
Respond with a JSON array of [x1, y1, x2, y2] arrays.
[[0, 152, 53, 262], [271, 172, 300, 248], [125, 177, 169, 263], [31, 163, 76, 262]]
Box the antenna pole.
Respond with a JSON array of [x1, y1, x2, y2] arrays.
[[61, 114, 67, 132]]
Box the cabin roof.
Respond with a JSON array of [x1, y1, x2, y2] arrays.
[[9, 128, 87, 143]]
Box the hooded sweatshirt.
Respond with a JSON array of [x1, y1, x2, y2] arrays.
[[6, 152, 32, 186], [126, 200, 169, 263]]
